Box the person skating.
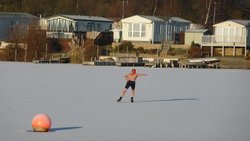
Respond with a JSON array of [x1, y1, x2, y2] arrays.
[[117, 69, 147, 103]]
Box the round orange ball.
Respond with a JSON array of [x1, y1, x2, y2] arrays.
[[32, 114, 51, 132]]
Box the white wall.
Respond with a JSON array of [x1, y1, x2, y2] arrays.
[[214, 21, 246, 43], [112, 29, 122, 42], [122, 22, 153, 42], [185, 32, 204, 45], [122, 15, 153, 42], [121, 15, 165, 43]]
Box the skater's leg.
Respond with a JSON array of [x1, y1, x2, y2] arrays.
[[131, 89, 135, 103], [131, 89, 135, 97], [117, 88, 127, 102], [121, 88, 127, 97], [130, 81, 135, 103]]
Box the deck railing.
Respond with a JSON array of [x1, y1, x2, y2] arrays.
[[202, 35, 246, 45], [47, 32, 73, 39]]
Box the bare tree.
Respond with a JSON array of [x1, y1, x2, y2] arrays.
[[152, 0, 158, 16], [204, 0, 213, 26], [7, 22, 26, 61], [69, 35, 85, 63], [4, 19, 47, 62], [26, 21, 47, 61], [169, 0, 173, 16]]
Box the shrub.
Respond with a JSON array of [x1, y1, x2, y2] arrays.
[[116, 41, 134, 53], [167, 47, 187, 56], [188, 41, 202, 58]]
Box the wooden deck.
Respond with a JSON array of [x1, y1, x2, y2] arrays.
[[201, 35, 248, 57]]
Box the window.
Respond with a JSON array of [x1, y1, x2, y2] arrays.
[[91, 23, 95, 31], [128, 23, 146, 38], [159, 25, 163, 34], [69, 22, 74, 32], [96, 23, 100, 31], [133, 24, 140, 37], [141, 24, 146, 37], [48, 22, 51, 31], [75, 22, 79, 31], [87, 23, 91, 31], [58, 19, 62, 32], [128, 23, 132, 37], [109, 24, 112, 30], [63, 21, 68, 32]]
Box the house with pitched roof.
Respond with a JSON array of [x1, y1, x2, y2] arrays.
[[0, 12, 37, 41], [164, 17, 191, 42], [185, 29, 210, 45], [121, 15, 191, 44], [121, 15, 166, 43], [201, 20, 250, 57], [46, 14, 113, 39]]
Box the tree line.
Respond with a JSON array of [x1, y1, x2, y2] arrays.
[[1, 0, 250, 27]]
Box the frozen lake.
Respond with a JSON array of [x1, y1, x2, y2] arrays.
[[0, 62, 250, 141]]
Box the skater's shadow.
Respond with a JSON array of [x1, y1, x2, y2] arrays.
[[26, 126, 82, 132], [50, 126, 82, 132], [135, 98, 199, 103]]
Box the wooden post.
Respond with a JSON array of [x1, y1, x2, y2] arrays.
[[245, 46, 247, 57], [211, 35, 214, 56], [211, 46, 214, 56], [233, 46, 236, 57], [222, 46, 225, 57], [15, 49, 17, 61], [244, 36, 247, 57], [45, 43, 48, 59], [24, 46, 27, 62]]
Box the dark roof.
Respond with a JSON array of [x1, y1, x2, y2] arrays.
[[230, 20, 250, 26], [137, 15, 164, 22], [48, 14, 113, 22], [158, 16, 191, 23], [0, 12, 37, 19], [0, 12, 37, 41]]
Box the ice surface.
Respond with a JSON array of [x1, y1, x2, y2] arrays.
[[0, 62, 250, 141]]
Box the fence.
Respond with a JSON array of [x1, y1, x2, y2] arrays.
[[202, 35, 246, 45]]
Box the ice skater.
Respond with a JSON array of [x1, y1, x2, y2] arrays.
[[117, 69, 147, 103]]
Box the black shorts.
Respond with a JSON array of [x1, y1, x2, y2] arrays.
[[125, 80, 136, 90]]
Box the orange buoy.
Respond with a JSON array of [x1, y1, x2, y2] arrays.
[[32, 114, 51, 132]]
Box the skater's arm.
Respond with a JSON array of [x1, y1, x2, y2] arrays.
[[125, 74, 129, 80], [136, 73, 147, 76]]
